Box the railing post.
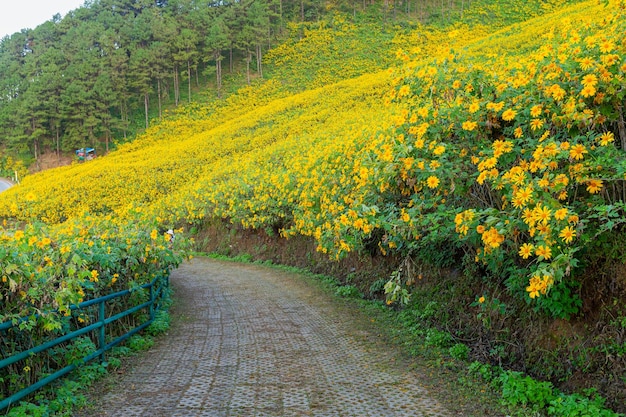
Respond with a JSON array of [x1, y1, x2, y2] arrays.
[[99, 300, 106, 363], [149, 281, 155, 321]]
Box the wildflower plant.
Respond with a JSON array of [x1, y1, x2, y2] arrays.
[[382, 0, 626, 316], [0, 1, 624, 322]]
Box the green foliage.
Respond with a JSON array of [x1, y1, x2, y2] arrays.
[[499, 370, 554, 412], [468, 361, 623, 417], [468, 360, 495, 381], [335, 284, 362, 298], [384, 269, 411, 306], [64, 337, 96, 366], [449, 343, 470, 361], [127, 335, 154, 352], [6, 402, 49, 417], [368, 278, 387, 296], [548, 390, 619, 417], [424, 328, 453, 348], [534, 281, 582, 319], [147, 310, 171, 336], [472, 295, 508, 330]]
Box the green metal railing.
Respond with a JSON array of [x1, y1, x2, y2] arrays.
[[0, 274, 169, 411]]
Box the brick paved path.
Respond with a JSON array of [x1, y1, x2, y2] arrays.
[[82, 257, 451, 417]]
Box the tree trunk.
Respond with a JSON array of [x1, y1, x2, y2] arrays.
[[187, 60, 192, 103], [120, 102, 127, 139], [90, 126, 96, 149], [144, 93, 149, 129], [31, 118, 40, 169], [174, 65, 180, 106], [56, 126, 60, 162], [246, 50, 251, 85], [256, 44, 263, 78], [216, 51, 223, 98], [157, 78, 162, 119], [34, 139, 40, 170]]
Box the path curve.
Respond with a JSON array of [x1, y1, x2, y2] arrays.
[[82, 258, 451, 417]]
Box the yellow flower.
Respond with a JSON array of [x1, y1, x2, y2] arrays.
[[476, 225, 485, 234], [398, 85, 411, 97], [580, 84, 596, 98], [530, 105, 543, 118], [554, 208, 568, 221], [535, 245, 552, 260], [426, 176, 440, 189], [597, 131, 614, 146], [586, 179, 603, 194], [533, 205, 551, 225], [492, 140, 513, 157], [581, 73, 598, 87], [579, 57, 595, 70], [91, 270, 99, 282], [559, 226, 576, 244], [481, 227, 504, 248], [550, 85, 566, 101], [519, 243, 534, 259], [526, 276, 541, 298], [478, 296, 486, 304], [487, 101, 504, 112], [468, 102, 480, 113], [415, 122, 429, 137], [501, 109, 517, 121], [462, 120, 478, 131], [530, 118, 544, 131], [569, 144, 587, 160], [513, 186, 533, 208], [433, 145, 446, 156], [599, 40, 615, 53]]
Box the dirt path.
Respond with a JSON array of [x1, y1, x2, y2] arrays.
[[79, 257, 452, 417]]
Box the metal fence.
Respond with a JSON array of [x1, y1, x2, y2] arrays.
[[0, 274, 169, 411]]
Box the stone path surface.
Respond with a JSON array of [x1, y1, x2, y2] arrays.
[[81, 257, 452, 417]]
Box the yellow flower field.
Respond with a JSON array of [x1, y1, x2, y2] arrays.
[[1, 0, 625, 320]]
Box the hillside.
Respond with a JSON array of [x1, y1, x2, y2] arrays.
[[1, 0, 626, 415]]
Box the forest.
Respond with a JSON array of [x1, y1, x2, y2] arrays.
[[0, 0, 468, 172]]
